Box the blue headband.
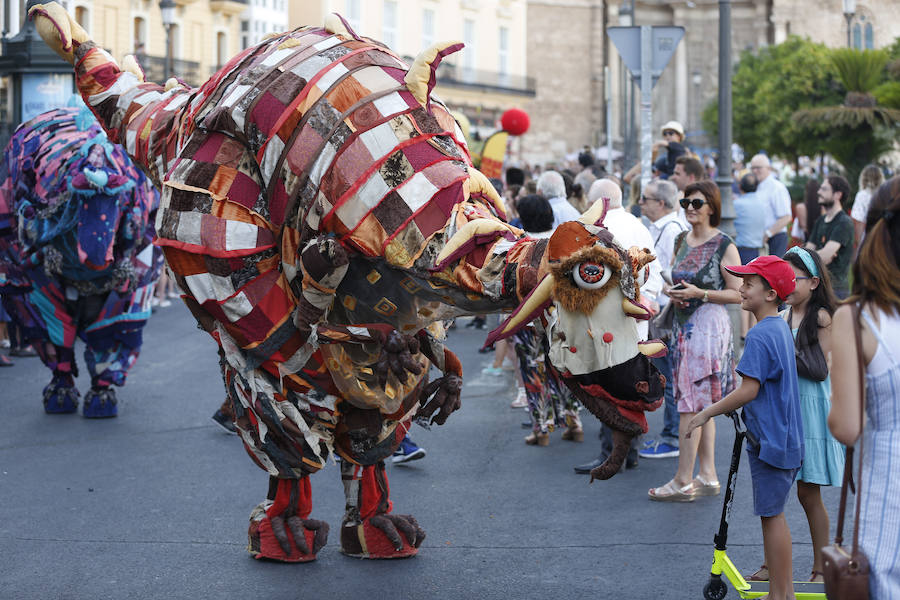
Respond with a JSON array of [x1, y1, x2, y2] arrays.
[[785, 246, 819, 278]]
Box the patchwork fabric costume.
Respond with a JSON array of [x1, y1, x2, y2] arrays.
[[31, 3, 666, 561], [0, 103, 162, 416]]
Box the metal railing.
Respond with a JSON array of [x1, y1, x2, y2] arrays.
[[435, 62, 536, 96], [140, 55, 202, 87]]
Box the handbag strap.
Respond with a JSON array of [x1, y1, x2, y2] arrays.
[[850, 303, 867, 556]]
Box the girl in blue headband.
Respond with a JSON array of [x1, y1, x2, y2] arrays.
[[778, 246, 843, 583]]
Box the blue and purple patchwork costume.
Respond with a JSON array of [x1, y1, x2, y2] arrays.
[[0, 103, 162, 416]]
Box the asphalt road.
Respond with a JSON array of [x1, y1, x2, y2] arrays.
[[0, 303, 841, 600]]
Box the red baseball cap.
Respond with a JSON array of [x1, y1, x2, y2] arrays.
[[724, 255, 796, 300]]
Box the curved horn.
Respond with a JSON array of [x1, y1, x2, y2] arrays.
[[324, 13, 361, 40], [432, 218, 517, 272], [405, 41, 464, 113], [29, 2, 91, 64], [580, 178, 623, 226], [579, 196, 609, 227], [483, 275, 556, 347], [464, 166, 507, 219]]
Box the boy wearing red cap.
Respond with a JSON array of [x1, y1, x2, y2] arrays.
[[685, 256, 803, 600]]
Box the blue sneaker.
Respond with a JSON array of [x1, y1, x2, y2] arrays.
[[639, 440, 679, 459], [392, 437, 426, 464]]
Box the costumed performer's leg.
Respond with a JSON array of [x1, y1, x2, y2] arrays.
[[18, 278, 81, 413], [80, 285, 154, 418]]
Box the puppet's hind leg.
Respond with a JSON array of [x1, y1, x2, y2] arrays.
[[339, 459, 425, 559]]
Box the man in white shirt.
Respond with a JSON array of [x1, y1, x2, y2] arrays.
[[750, 154, 792, 258], [574, 179, 662, 474], [537, 170, 580, 229], [635, 179, 686, 459]]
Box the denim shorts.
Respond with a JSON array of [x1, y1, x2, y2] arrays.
[[747, 448, 799, 517]]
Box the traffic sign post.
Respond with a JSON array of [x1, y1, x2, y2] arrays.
[[608, 25, 684, 191]]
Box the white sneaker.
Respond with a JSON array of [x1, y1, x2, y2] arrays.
[[0, 339, 10, 349], [510, 389, 528, 408]]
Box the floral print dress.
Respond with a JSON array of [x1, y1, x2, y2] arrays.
[[513, 327, 581, 434], [670, 232, 737, 413]]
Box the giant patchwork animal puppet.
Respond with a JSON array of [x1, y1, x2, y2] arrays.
[[30, 3, 666, 561], [0, 102, 161, 417]]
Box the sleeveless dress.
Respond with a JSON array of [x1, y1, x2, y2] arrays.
[[782, 317, 844, 485], [858, 307, 900, 599], [670, 232, 737, 413]]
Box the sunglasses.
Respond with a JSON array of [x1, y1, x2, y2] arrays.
[[663, 130, 679, 136], [679, 197, 707, 210], [638, 195, 658, 204]]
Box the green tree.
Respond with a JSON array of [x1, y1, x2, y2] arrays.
[[795, 48, 900, 192], [703, 37, 842, 166]]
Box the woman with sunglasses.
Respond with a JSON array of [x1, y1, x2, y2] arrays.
[[649, 180, 743, 501]]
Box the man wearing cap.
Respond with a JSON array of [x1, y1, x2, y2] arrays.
[[624, 121, 687, 184], [653, 121, 688, 179], [750, 154, 792, 259]]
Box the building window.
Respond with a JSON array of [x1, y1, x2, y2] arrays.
[[74, 5, 89, 33], [463, 19, 475, 82], [422, 8, 435, 50], [851, 14, 875, 50], [382, 1, 397, 48], [133, 17, 147, 54], [241, 20, 249, 50], [346, 0, 361, 34], [216, 31, 228, 68], [498, 26, 509, 80]]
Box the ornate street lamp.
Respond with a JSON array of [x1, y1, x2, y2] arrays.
[[159, 0, 176, 80], [0, 0, 74, 146], [843, 0, 856, 48]]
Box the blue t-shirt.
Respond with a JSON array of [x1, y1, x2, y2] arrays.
[[734, 191, 767, 248], [737, 316, 804, 469]]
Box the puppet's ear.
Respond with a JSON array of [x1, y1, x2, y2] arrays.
[[483, 275, 555, 348], [405, 41, 464, 113], [29, 2, 92, 64]]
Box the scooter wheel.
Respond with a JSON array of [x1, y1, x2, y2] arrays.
[[703, 577, 728, 600]]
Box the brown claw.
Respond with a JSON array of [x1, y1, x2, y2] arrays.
[[269, 515, 292, 555], [370, 514, 403, 551], [286, 516, 311, 554]]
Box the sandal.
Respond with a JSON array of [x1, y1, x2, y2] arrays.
[[691, 475, 721, 496], [648, 480, 696, 502], [524, 432, 549, 446], [746, 565, 768, 582], [561, 427, 584, 442], [809, 570, 824, 583]]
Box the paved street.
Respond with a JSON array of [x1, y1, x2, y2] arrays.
[[0, 304, 841, 600]]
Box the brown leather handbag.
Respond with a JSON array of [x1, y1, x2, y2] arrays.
[[821, 304, 870, 599]]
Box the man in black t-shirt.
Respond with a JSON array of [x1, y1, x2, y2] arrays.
[[806, 175, 854, 298]]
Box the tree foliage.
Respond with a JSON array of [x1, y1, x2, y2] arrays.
[[703, 37, 842, 165]]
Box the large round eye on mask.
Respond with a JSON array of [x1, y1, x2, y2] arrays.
[[636, 265, 649, 287], [573, 262, 611, 289]]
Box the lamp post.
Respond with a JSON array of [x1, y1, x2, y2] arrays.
[[159, 0, 176, 80], [0, 0, 74, 148], [716, 0, 733, 237], [618, 0, 635, 171], [843, 0, 856, 48]]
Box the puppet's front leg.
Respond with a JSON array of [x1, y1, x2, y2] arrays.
[[247, 476, 329, 562], [340, 460, 425, 559]]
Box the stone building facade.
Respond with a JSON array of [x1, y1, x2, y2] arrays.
[[520, 0, 900, 167]]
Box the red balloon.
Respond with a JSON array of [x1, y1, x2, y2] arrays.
[[500, 108, 529, 136]]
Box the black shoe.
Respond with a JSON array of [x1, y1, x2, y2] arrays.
[[573, 453, 609, 474], [478, 345, 494, 354], [212, 409, 237, 433], [521, 420, 532, 429]]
